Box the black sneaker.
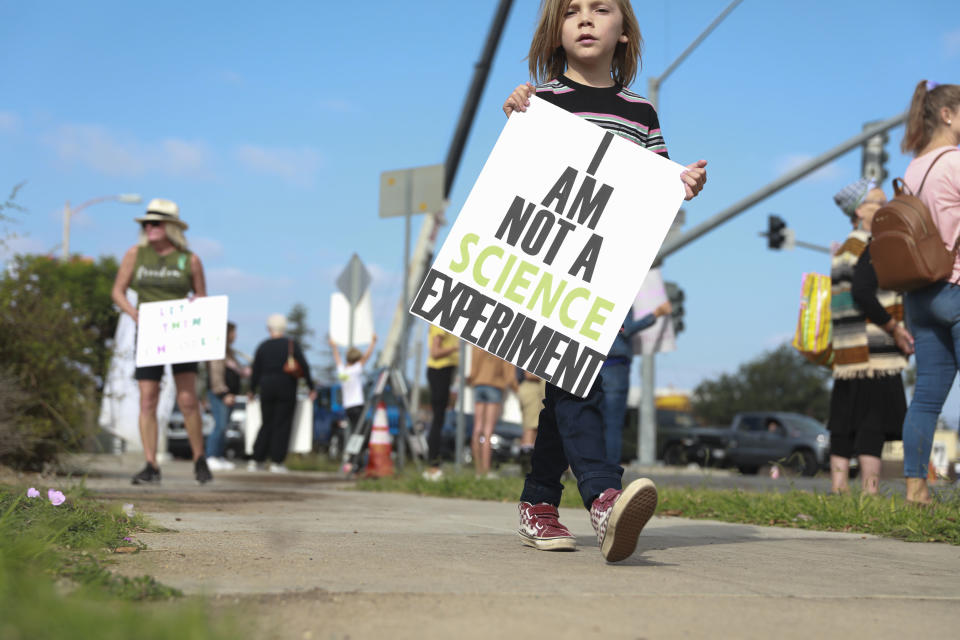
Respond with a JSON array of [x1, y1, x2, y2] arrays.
[[131, 463, 161, 485], [194, 457, 213, 484]]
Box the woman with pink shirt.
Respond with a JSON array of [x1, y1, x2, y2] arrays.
[[899, 80, 960, 504]]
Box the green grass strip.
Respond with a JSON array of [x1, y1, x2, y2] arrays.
[[0, 484, 239, 640], [0, 484, 177, 600], [355, 470, 960, 544]]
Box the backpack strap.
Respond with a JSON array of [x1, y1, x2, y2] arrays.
[[917, 148, 959, 196]]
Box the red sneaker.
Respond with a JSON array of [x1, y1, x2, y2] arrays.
[[517, 502, 576, 551], [590, 478, 658, 562]]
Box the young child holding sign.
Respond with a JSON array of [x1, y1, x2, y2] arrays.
[[502, 0, 707, 562]]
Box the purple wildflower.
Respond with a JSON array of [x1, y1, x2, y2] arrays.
[[27, 487, 40, 498], [47, 489, 66, 506]]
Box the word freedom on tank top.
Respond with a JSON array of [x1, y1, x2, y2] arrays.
[[132, 246, 193, 304]]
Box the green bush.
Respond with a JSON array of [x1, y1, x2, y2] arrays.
[[0, 254, 119, 470]]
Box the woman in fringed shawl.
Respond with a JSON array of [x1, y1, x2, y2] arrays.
[[828, 178, 915, 494]]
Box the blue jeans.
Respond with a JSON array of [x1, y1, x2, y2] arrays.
[[600, 362, 630, 466], [520, 375, 623, 509], [474, 385, 503, 404], [903, 282, 960, 477], [206, 391, 229, 458]]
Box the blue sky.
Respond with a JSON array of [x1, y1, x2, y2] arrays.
[[3, 1, 960, 421]]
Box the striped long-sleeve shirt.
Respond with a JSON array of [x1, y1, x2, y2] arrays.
[[535, 75, 668, 157]]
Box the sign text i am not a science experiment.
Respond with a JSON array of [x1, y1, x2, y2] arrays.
[[414, 132, 619, 397], [411, 97, 685, 397]]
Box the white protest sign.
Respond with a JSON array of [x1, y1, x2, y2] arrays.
[[136, 295, 229, 367], [243, 397, 313, 455], [410, 96, 686, 397], [631, 267, 676, 355], [330, 290, 375, 347]]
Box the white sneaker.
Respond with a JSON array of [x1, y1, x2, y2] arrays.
[[206, 457, 235, 471], [247, 460, 264, 472], [268, 463, 289, 474], [422, 468, 443, 482], [484, 471, 499, 480]]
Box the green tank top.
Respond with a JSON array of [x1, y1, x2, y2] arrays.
[[131, 245, 194, 304]]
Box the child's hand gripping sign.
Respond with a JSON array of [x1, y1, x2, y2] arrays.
[[410, 96, 686, 397]]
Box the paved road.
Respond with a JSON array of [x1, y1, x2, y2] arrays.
[[77, 454, 960, 640]]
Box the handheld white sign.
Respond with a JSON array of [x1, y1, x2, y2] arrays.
[[410, 96, 686, 397], [135, 295, 229, 367], [631, 267, 676, 355]]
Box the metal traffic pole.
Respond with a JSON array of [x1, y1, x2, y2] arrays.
[[657, 113, 908, 260], [443, 0, 514, 471], [396, 173, 415, 471], [638, 0, 742, 466]]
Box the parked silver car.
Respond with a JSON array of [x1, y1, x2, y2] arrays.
[[167, 400, 246, 460]]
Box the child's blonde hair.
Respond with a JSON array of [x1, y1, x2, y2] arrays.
[[528, 0, 643, 87]]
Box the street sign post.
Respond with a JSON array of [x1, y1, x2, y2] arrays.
[[361, 164, 445, 472], [336, 253, 372, 349], [379, 164, 445, 219]]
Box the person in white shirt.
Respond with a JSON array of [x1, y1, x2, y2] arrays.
[[329, 334, 377, 435]]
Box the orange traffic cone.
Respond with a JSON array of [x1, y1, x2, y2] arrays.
[[365, 402, 394, 478]]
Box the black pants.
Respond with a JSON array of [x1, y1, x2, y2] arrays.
[[254, 393, 297, 464], [426, 366, 455, 465], [520, 376, 623, 509]]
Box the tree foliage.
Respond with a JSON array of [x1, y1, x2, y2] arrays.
[[0, 182, 26, 251], [286, 302, 314, 354], [691, 344, 831, 426], [0, 254, 120, 469]]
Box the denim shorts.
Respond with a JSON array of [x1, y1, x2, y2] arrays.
[[474, 385, 503, 404]]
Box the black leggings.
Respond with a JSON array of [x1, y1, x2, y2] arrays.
[[427, 366, 455, 465], [253, 394, 297, 464]]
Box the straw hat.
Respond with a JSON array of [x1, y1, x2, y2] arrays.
[[135, 198, 188, 230]]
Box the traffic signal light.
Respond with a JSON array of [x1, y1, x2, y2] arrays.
[[862, 123, 889, 185], [767, 215, 787, 249], [664, 281, 685, 335]]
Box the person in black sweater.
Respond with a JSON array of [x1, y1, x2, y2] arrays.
[[249, 313, 315, 472]]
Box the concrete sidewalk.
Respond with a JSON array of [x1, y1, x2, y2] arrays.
[[78, 454, 960, 640]]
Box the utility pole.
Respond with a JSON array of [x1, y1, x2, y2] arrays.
[[657, 114, 907, 260], [61, 194, 142, 260], [637, 0, 742, 466], [374, 0, 514, 471], [447, 0, 514, 470]]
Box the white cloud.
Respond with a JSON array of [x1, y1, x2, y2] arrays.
[[366, 262, 403, 289], [188, 236, 224, 260], [318, 98, 352, 113], [0, 234, 51, 263], [944, 28, 960, 57], [43, 124, 212, 179], [774, 154, 842, 183], [235, 144, 323, 187], [159, 138, 210, 176], [206, 266, 292, 293], [763, 331, 795, 349], [219, 70, 244, 87], [0, 111, 19, 133]]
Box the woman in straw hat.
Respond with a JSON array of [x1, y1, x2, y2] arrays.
[[110, 198, 213, 485]]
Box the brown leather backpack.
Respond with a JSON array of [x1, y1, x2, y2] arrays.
[[870, 149, 959, 292]]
